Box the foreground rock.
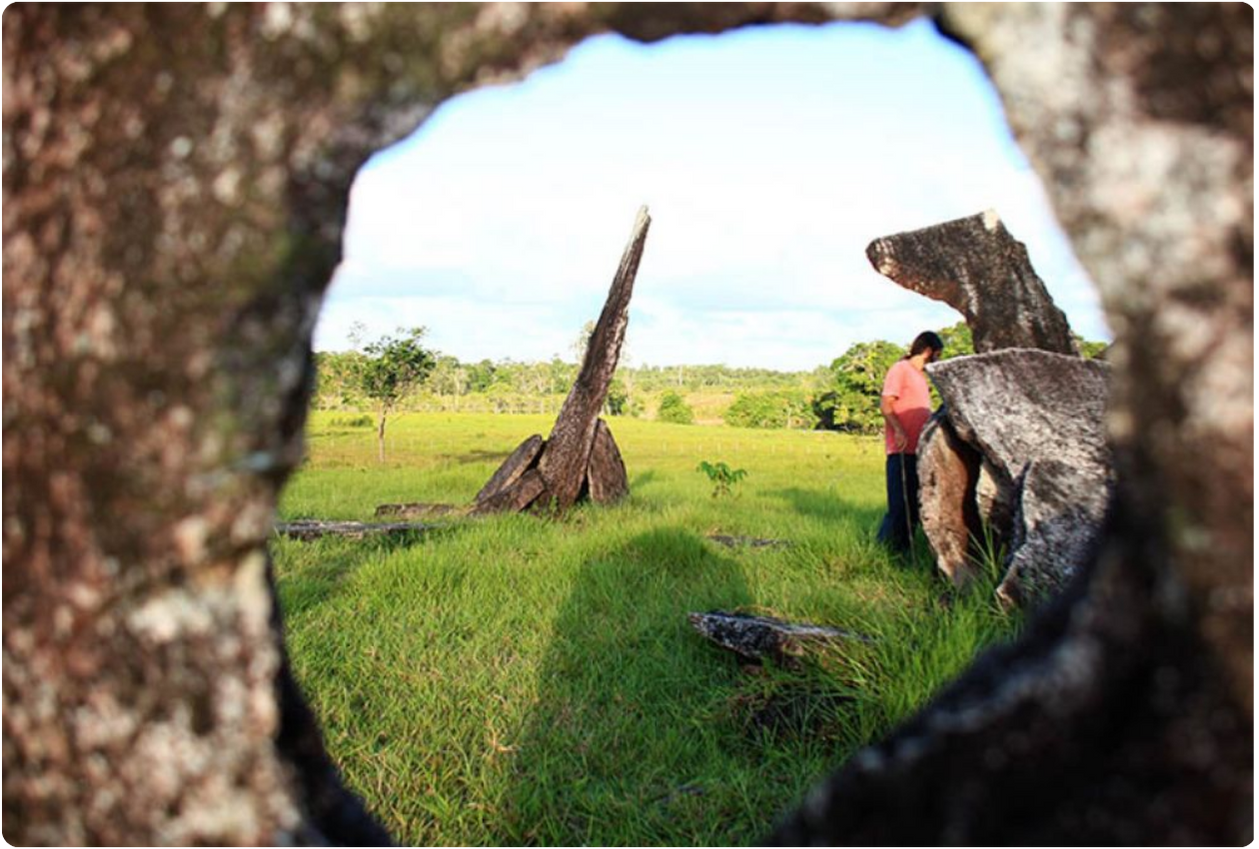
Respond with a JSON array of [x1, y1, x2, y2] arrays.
[[866, 210, 1078, 355], [3, 4, 1249, 846], [924, 350, 1114, 604], [688, 611, 872, 664], [474, 208, 647, 515]]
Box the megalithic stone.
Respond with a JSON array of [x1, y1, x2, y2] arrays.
[[916, 415, 986, 588], [866, 210, 1078, 355], [586, 418, 629, 504], [537, 206, 650, 509], [927, 350, 1114, 606], [474, 434, 545, 506]]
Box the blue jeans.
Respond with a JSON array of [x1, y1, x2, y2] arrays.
[[877, 453, 920, 553]]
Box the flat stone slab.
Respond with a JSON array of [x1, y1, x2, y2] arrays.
[[274, 520, 436, 541], [373, 502, 467, 519], [706, 535, 791, 549], [689, 611, 873, 663]]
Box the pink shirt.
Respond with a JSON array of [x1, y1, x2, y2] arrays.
[[882, 359, 932, 455]]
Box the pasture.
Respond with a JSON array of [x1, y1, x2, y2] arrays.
[[273, 412, 1019, 845]]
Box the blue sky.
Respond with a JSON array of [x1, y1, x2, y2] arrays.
[[316, 19, 1110, 369]]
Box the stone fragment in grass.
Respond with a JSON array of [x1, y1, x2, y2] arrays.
[[705, 535, 790, 549], [274, 521, 436, 541], [688, 611, 873, 664], [374, 502, 467, 518]]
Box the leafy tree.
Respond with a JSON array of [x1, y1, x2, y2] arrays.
[[937, 321, 974, 360], [819, 339, 905, 433], [1074, 333, 1109, 359], [657, 390, 694, 425], [358, 327, 436, 461]]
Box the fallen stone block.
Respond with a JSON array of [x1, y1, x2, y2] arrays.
[[275, 520, 436, 541], [688, 611, 873, 664]]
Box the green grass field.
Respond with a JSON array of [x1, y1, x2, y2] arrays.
[[274, 412, 1020, 845]]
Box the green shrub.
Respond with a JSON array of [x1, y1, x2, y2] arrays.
[[696, 460, 748, 498], [723, 390, 819, 430], [657, 390, 694, 424]]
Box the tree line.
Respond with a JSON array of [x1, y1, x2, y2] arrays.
[[316, 322, 1107, 445]]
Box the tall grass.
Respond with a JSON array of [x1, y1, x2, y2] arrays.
[[274, 412, 1020, 845]]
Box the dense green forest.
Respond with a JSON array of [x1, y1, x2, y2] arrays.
[[312, 322, 1106, 433]]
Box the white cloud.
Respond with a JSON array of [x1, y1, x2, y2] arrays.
[[316, 21, 1110, 367]]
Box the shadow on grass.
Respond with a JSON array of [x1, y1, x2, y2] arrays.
[[442, 448, 516, 466], [270, 521, 476, 618], [766, 486, 884, 525], [501, 528, 757, 845]]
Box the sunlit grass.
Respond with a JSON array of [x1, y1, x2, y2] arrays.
[[274, 412, 1020, 845]]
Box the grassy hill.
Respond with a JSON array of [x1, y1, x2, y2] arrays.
[[273, 412, 1020, 845]]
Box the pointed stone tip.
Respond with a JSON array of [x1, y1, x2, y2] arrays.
[[982, 208, 1002, 231]]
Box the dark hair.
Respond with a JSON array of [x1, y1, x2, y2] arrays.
[[907, 331, 944, 359]]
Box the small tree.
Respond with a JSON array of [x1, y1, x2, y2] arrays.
[[657, 390, 694, 424], [697, 460, 748, 498], [357, 327, 436, 461]]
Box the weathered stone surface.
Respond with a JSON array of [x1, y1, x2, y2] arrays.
[[469, 468, 548, 517], [275, 520, 435, 541], [925, 349, 1113, 605], [474, 434, 545, 506], [929, 351, 1112, 486], [688, 611, 872, 663], [3, 3, 1249, 846], [586, 419, 629, 504], [916, 415, 985, 587], [866, 210, 1078, 355], [996, 459, 1112, 609], [536, 207, 650, 509]]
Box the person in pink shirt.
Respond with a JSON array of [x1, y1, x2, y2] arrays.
[[877, 330, 944, 554]]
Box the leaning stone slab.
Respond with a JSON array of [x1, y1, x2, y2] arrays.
[[536, 207, 650, 509], [866, 210, 1077, 355], [469, 468, 549, 517], [688, 611, 873, 664], [586, 418, 629, 504], [475, 434, 545, 506], [916, 416, 985, 587], [275, 520, 436, 541]]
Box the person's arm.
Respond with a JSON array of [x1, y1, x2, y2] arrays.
[[881, 395, 908, 451]]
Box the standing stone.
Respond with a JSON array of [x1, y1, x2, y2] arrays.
[[536, 207, 649, 509], [475, 207, 649, 514], [926, 350, 1113, 605], [866, 210, 1078, 355]]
